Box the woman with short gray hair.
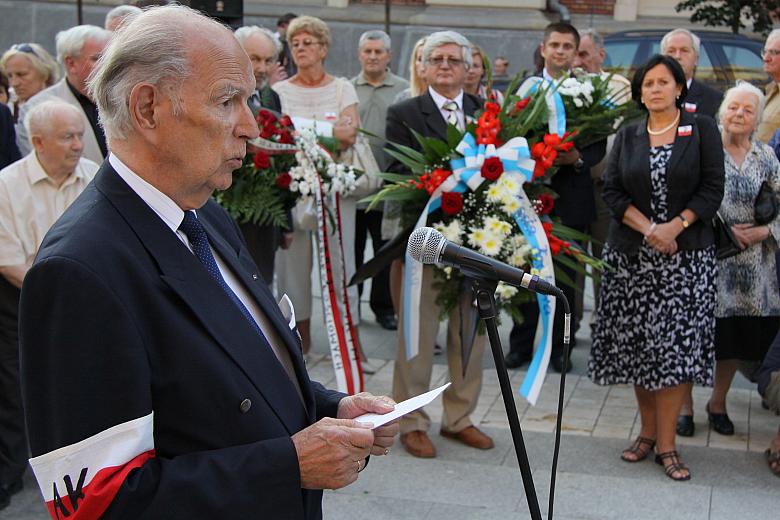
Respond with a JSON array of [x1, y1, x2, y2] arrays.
[[687, 81, 780, 437]]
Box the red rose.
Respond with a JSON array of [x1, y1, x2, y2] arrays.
[[259, 124, 275, 139], [441, 191, 463, 216], [253, 151, 271, 169], [481, 156, 504, 181], [537, 194, 555, 215], [279, 115, 293, 128], [279, 131, 294, 144], [543, 133, 562, 147], [257, 109, 277, 125], [276, 172, 292, 189]]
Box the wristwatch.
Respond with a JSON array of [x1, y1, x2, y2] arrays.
[[573, 157, 585, 170], [677, 214, 689, 229]]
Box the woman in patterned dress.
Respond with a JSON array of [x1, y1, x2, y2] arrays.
[[588, 55, 725, 481], [705, 82, 780, 435]]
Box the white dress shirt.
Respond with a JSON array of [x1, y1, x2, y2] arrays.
[[428, 86, 465, 130]]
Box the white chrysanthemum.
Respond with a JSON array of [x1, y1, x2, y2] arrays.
[[486, 184, 503, 202], [502, 198, 520, 214], [468, 229, 488, 248], [495, 282, 518, 301], [498, 175, 520, 195], [298, 180, 311, 196], [573, 97, 583, 108], [511, 234, 528, 248], [480, 235, 502, 256]]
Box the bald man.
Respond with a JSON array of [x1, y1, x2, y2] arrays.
[[0, 100, 97, 511]]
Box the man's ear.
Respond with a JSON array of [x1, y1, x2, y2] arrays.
[[30, 134, 44, 153], [128, 83, 160, 135], [63, 55, 76, 75]]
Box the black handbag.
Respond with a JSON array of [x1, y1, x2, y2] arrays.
[[713, 211, 741, 260], [754, 180, 778, 225]]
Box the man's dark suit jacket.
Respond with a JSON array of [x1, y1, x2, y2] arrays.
[[385, 89, 481, 175], [684, 79, 723, 120], [242, 86, 288, 285], [602, 110, 725, 255], [0, 104, 20, 170], [19, 163, 344, 519]]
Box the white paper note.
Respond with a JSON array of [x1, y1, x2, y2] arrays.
[[354, 382, 451, 429]]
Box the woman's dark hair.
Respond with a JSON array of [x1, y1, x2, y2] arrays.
[[631, 54, 688, 111], [0, 71, 8, 95]]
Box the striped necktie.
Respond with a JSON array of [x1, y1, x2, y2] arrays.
[[442, 100, 459, 128]]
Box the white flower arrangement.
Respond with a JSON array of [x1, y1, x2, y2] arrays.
[[556, 76, 596, 108], [287, 127, 360, 198]]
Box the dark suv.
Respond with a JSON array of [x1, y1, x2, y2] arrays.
[[603, 29, 768, 92]]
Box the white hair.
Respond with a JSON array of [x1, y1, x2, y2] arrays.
[[719, 80, 766, 130], [767, 28, 780, 45], [24, 100, 83, 144], [422, 31, 472, 69], [579, 28, 604, 49], [660, 28, 701, 57], [105, 5, 142, 30], [55, 25, 112, 64], [234, 26, 282, 55], [89, 5, 227, 142], [358, 30, 391, 51]]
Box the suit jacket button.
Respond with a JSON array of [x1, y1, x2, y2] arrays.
[[252, 274, 259, 280], [240, 399, 252, 413]]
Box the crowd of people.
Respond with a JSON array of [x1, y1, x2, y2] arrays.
[[0, 0, 779, 515]]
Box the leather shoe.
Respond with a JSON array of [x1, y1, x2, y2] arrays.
[[676, 414, 695, 437], [401, 430, 436, 458], [504, 351, 532, 369], [550, 354, 572, 374], [440, 425, 494, 450], [376, 314, 398, 330], [707, 404, 734, 436]]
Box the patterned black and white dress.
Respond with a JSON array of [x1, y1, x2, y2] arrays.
[[589, 144, 717, 390]]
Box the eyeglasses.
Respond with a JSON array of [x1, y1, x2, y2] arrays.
[[291, 39, 321, 50], [761, 48, 780, 58], [428, 56, 465, 68], [11, 43, 39, 58]]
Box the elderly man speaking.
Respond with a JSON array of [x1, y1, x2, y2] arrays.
[[19, 6, 397, 519]]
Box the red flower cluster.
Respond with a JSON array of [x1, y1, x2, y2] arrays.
[[253, 151, 271, 169], [257, 109, 294, 144], [530, 131, 576, 179], [410, 168, 453, 195], [476, 101, 501, 146], [535, 193, 555, 215], [513, 97, 530, 114], [441, 191, 464, 216], [276, 172, 292, 189], [542, 222, 571, 256], [481, 156, 504, 181]]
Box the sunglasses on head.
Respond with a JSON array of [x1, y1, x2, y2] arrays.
[[12, 43, 39, 58]]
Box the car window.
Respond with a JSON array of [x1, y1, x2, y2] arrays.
[[650, 40, 717, 83], [718, 43, 767, 85], [603, 41, 641, 77]]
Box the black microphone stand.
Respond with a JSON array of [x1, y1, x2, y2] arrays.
[[467, 276, 543, 520]]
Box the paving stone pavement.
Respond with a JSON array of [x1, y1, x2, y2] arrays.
[[4, 288, 779, 518]]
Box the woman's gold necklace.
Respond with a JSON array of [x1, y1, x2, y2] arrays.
[[647, 109, 680, 136]]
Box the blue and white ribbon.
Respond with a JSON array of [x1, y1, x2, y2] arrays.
[[517, 76, 566, 137], [403, 133, 555, 405]]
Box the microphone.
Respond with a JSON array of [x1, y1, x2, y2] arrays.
[[407, 227, 563, 297]]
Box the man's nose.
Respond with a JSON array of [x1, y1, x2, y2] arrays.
[[238, 103, 259, 140], [72, 135, 84, 152]]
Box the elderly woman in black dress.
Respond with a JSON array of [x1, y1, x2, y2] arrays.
[[588, 55, 725, 481]]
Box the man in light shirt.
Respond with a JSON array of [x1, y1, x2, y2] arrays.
[[386, 30, 495, 459], [0, 100, 97, 511]]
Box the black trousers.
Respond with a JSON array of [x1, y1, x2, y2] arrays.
[[0, 279, 27, 486], [354, 209, 394, 318], [508, 223, 588, 359]]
